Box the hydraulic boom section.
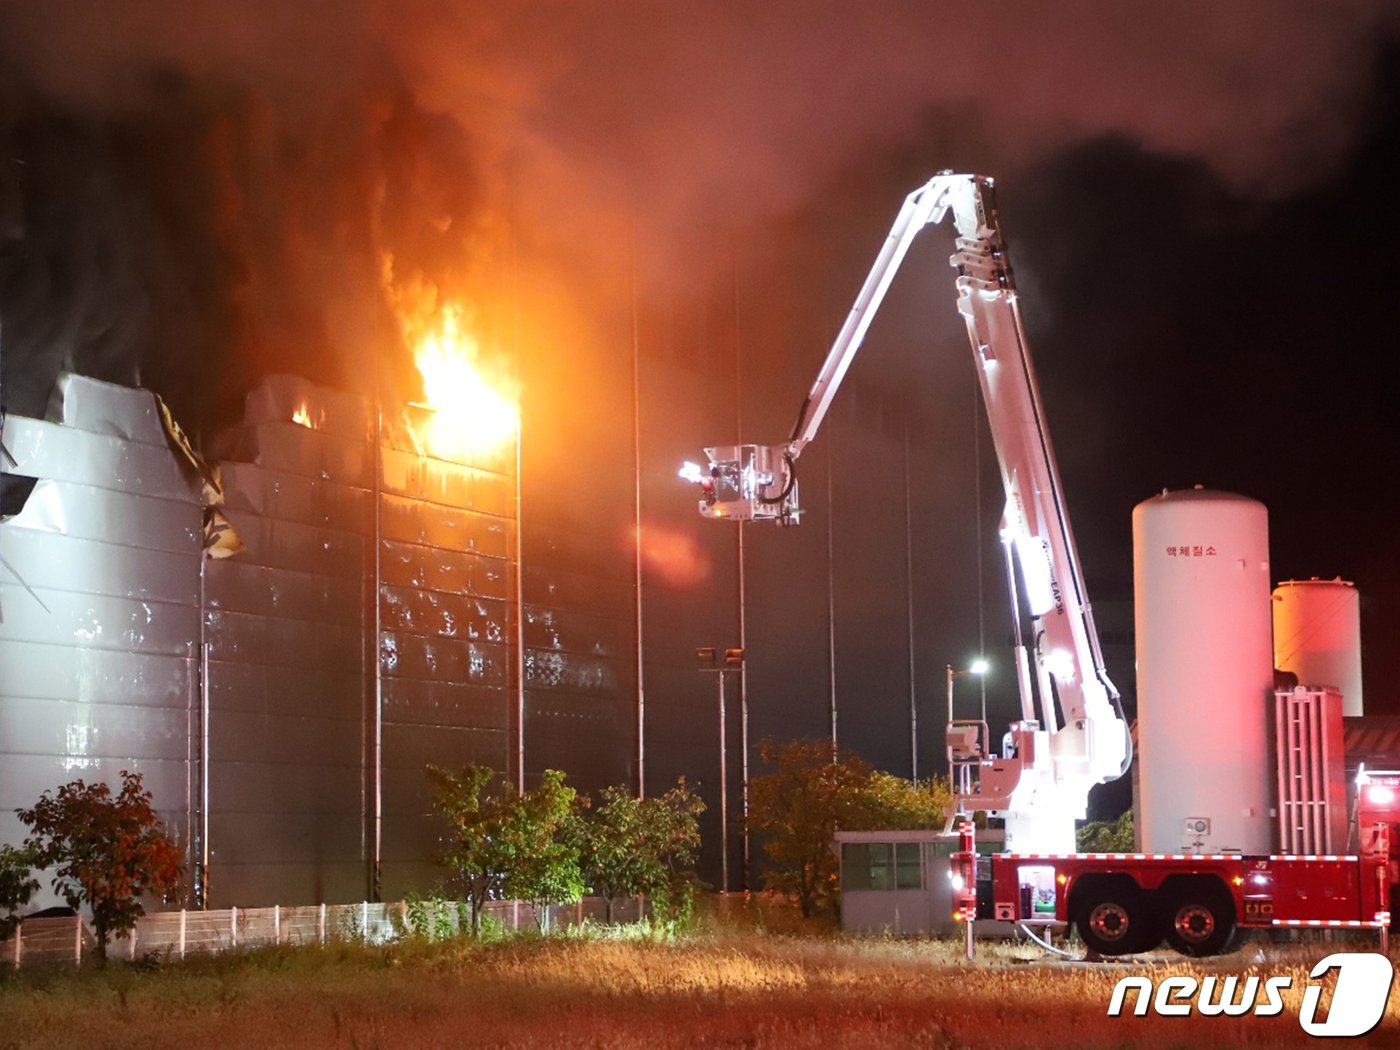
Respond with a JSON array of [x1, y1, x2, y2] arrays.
[[681, 173, 1129, 853]]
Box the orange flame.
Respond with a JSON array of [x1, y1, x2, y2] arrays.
[[411, 303, 519, 461], [292, 404, 317, 429]]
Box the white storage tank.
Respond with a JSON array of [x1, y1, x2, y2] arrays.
[[1272, 578, 1363, 716], [1133, 487, 1274, 855]]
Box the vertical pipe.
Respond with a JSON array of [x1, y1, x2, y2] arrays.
[[199, 639, 210, 908], [973, 376, 986, 724], [1274, 692, 1288, 852], [632, 241, 646, 799], [718, 671, 729, 894], [733, 256, 749, 889], [904, 425, 917, 781], [371, 398, 383, 901], [1309, 694, 1324, 853], [510, 185, 527, 797], [826, 436, 837, 755]]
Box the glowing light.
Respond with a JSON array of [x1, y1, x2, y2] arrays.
[[679, 461, 706, 484], [410, 303, 518, 461], [1366, 784, 1395, 806], [1044, 649, 1076, 682], [292, 404, 317, 429], [970, 658, 989, 675]]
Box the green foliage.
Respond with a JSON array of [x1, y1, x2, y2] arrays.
[[749, 740, 873, 918], [427, 764, 584, 936], [1077, 809, 1135, 853], [570, 778, 705, 924], [402, 894, 458, 942], [17, 771, 183, 961], [0, 843, 40, 939], [855, 771, 954, 831], [503, 770, 584, 933], [750, 739, 956, 918]]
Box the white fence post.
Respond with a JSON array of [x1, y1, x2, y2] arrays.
[[361, 901, 368, 942], [231, 905, 238, 949], [179, 909, 187, 960], [12, 925, 20, 968], [318, 902, 326, 946], [129, 924, 138, 961], [274, 905, 281, 946], [74, 916, 82, 966]]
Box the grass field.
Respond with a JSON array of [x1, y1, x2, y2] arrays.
[[1, 917, 1395, 1048]]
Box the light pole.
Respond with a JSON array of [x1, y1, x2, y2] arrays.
[[945, 659, 989, 796], [697, 645, 744, 893]]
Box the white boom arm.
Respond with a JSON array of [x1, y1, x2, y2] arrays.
[[682, 173, 1128, 853]]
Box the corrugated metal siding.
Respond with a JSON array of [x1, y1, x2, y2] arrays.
[[0, 375, 203, 906], [1, 371, 635, 907]]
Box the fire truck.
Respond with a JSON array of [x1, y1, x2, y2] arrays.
[[681, 173, 1394, 956]]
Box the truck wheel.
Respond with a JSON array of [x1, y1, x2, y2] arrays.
[[1163, 882, 1236, 957], [1073, 880, 1153, 957]]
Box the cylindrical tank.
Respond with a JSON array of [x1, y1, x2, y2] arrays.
[[1133, 488, 1274, 855], [1272, 578, 1363, 716]]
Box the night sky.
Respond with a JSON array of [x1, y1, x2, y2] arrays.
[[4, 4, 1400, 828]]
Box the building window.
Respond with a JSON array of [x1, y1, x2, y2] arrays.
[[842, 842, 923, 891]]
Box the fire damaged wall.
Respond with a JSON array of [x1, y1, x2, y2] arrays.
[[0, 374, 204, 888], [1, 369, 633, 908]]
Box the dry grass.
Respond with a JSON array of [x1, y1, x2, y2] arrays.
[[0, 921, 1395, 1049]]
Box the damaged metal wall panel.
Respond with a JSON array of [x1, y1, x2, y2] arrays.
[[375, 405, 512, 900], [520, 541, 635, 791], [203, 379, 372, 907], [0, 375, 202, 903]]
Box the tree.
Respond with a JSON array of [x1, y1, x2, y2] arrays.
[[571, 778, 704, 923], [427, 763, 516, 937], [0, 843, 40, 939], [17, 771, 183, 961], [749, 740, 875, 917], [750, 740, 957, 917], [1077, 809, 1135, 852], [428, 765, 585, 936], [857, 771, 954, 831], [501, 769, 584, 934]]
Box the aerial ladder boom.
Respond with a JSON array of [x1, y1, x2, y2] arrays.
[[681, 173, 1129, 853]]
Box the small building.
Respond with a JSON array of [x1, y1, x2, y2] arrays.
[[835, 828, 1008, 936]]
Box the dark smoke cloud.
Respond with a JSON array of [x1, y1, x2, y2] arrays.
[[1, 1, 1396, 425]]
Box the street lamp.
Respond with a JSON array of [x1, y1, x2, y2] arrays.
[[945, 659, 989, 797], [697, 645, 744, 893]]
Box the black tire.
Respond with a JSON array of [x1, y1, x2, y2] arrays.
[[1073, 880, 1156, 957], [1162, 880, 1237, 957]]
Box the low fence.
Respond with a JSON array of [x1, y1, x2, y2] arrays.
[[2, 896, 645, 969]]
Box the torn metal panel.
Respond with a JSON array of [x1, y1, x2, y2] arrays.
[[3, 416, 200, 502], [45, 373, 171, 447], [241, 373, 371, 445], [2, 478, 202, 552]]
